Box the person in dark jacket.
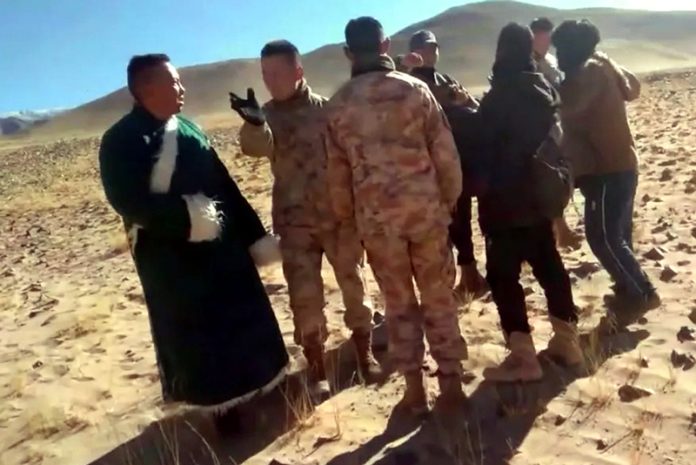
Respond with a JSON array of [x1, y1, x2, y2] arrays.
[[99, 54, 289, 419], [552, 20, 660, 312], [408, 29, 487, 298], [475, 24, 582, 383]]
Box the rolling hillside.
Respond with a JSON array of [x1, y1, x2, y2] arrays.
[[29, 0, 696, 138]]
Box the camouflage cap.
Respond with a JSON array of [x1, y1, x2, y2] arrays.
[[409, 30, 438, 51]]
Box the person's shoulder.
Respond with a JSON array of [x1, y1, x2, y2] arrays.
[[100, 111, 139, 148], [579, 53, 612, 78], [176, 113, 203, 131]]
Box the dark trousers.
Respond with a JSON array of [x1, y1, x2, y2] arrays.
[[578, 170, 654, 298], [450, 194, 475, 265], [485, 221, 577, 335]]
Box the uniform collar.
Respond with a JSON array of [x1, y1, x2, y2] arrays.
[[351, 55, 395, 78]]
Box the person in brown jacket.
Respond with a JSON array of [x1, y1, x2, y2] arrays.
[[552, 20, 660, 311], [325, 17, 468, 414], [230, 40, 381, 400], [408, 29, 487, 298]]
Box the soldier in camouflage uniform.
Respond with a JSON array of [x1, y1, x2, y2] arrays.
[[324, 17, 468, 414], [408, 30, 488, 299], [230, 40, 381, 400]]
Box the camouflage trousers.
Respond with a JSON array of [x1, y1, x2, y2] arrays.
[[363, 230, 466, 375], [280, 227, 373, 346]]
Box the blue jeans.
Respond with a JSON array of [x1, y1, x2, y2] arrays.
[[579, 170, 654, 298]]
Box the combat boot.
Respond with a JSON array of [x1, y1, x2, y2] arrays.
[[437, 373, 467, 407], [302, 334, 330, 403], [483, 332, 543, 383], [397, 370, 429, 416], [351, 329, 384, 384], [546, 317, 584, 367]]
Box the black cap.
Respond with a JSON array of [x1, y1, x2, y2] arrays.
[[345, 17, 384, 55], [409, 30, 437, 51]]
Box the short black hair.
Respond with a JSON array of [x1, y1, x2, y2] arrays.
[[261, 40, 300, 62], [552, 19, 601, 73], [345, 16, 384, 55], [127, 54, 170, 98], [530, 17, 554, 33]]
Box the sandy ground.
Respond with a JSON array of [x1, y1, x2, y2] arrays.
[[1, 70, 696, 465]]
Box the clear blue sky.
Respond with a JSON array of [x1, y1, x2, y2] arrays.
[[1, 0, 694, 113]]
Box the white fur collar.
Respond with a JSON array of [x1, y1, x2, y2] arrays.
[[150, 117, 179, 193]]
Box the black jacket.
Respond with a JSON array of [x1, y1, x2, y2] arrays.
[[473, 72, 560, 234]]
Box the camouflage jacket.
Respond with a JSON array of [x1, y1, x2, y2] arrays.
[[410, 67, 479, 111], [324, 57, 462, 238], [239, 81, 334, 234]]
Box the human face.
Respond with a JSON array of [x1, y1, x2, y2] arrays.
[[533, 31, 552, 57], [415, 43, 439, 67], [138, 62, 185, 120], [261, 55, 303, 102]]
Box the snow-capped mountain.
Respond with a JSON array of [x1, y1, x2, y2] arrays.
[[0, 109, 67, 135]]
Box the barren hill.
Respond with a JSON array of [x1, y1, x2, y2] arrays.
[[28, 0, 696, 138]]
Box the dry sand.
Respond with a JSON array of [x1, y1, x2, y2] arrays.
[[1, 70, 696, 465]]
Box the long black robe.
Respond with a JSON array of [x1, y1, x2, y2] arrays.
[[99, 106, 289, 408]]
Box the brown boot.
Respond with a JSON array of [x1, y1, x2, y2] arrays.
[[437, 373, 466, 407], [397, 370, 429, 416], [483, 332, 543, 383], [351, 329, 384, 384], [303, 337, 330, 403], [547, 317, 584, 367]]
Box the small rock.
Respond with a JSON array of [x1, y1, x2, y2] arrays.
[[53, 365, 70, 376], [462, 371, 477, 385], [32, 360, 43, 369], [639, 357, 649, 368], [642, 193, 651, 203], [597, 439, 608, 450], [554, 415, 566, 426], [523, 286, 534, 296], [618, 384, 653, 403], [677, 260, 691, 267], [660, 169, 674, 182], [660, 266, 678, 282], [671, 350, 696, 371], [677, 326, 696, 343], [638, 317, 648, 325], [689, 309, 696, 325], [644, 247, 666, 261], [569, 261, 601, 279], [691, 227, 696, 239]]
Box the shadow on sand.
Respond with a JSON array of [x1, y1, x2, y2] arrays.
[[87, 329, 391, 465], [325, 322, 650, 465], [88, 308, 652, 465]]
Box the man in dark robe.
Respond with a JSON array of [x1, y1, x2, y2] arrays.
[[99, 54, 289, 413]]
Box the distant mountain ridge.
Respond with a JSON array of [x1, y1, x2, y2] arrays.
[[22, 1, 696, 138], [0, 109, 66, 136]]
